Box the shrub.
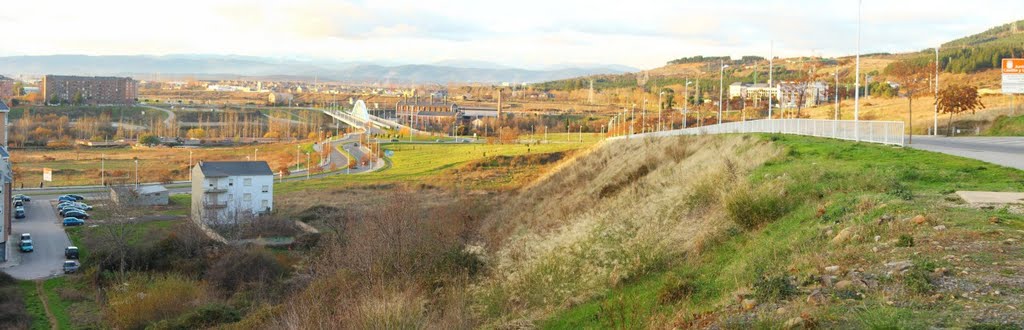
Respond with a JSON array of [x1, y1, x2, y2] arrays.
[[206, 247, 286, 294], [886, 179, 914, 201], [725, 183, 792, 230], [105, 274, 207, 329], [896, 234, 915, 247], [753, 273, 796, 302], [148, 303, 241, 330], [656, 274, 697, 304], [904, 260, 936, 294]]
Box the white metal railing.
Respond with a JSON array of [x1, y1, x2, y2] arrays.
[[609, 119, 905, 147]]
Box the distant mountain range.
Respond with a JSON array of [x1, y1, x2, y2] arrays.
[[0, 55, 638, 84]]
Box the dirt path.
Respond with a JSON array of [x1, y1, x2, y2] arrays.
[[35, 281, 58, 330]]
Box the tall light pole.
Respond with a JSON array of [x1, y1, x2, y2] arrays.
[[854, 0, 862, 141], [719, 60, 729, 126], [642, 98, 648, 133], [933, 45, 940, 136], [684, 80, 691, 129], [658, 91, 664, 131], [254, 148, 258, 161], [101, 154, 105, 186], [630, 104, 635, 136], [295, 145, 300, 170], [306, 152, 311, 180], [769, 41, 774, 120], [134, 159, 139, 187], [188, 150, 193, 182]]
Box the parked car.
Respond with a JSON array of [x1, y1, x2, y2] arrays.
[[72, 203, 93, 211], [58, 194, 84, 202], [13, 200, 23, 207], [62, 217, 85, 227], [63, 260, 80, 274], [20, 233, 30, 241], [19, 240, 33, 253], [63, 210, 89, 219], [59, 206, 84, 216], [14, 206, 25, 219], [65, 246, 79, 259], [13, 194, 30, 202]]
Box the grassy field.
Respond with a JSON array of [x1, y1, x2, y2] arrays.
[[11, 141, 322, 187], [277, 141, 596, 194], [542, 134, 1024, 328]]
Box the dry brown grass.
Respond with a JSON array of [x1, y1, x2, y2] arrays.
[[475, 135, 783, 324]]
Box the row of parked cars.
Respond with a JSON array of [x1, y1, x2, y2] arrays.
[[58, 194, 91, 227], [13, 194, 31, 219]]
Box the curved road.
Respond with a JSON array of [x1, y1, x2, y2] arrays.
[[139, 104, 176, 128], [909, 136, 1024, 170]]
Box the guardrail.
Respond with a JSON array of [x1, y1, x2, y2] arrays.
[[610, 119, 905, 147]]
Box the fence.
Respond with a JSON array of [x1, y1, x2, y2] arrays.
[[610, 119, 906, 147]]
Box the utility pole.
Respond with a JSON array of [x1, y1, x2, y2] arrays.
[[854, 0, 862, 141], [658, 91, 663, 131], [642, 98, 647, 134], [306, 153, 311, 180], [134, 159, 139, 187], [188, 150, 192, 182], [101, 154, 105, 186]]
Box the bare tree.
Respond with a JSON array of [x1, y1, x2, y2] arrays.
[[888, 61, 936, 143]]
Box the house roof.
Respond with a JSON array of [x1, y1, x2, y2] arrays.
[[137, 185, 168, 194], [0, 101, 8, 113], [198, 161, 273, 177]]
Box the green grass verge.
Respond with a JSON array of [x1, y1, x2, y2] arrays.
[[985, 114, 1024, 136], [18, 281, 49, 330], [41, 277, 74, 329], [277, 141, 593, 192], [543, 134, 1024, 328]]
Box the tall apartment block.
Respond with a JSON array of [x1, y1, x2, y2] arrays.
[[41, 75, 137, 105]]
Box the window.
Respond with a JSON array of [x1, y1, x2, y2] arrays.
[[243, 193, 252, 202], [244, 178, 252, 186], [261, 200, 269, 209], [262, 185, 269, 193], [228, 178, 234, 186]]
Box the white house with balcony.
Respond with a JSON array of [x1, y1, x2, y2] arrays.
[[191, 161, 274, 225]]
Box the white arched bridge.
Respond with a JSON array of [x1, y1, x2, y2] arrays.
[[306, 100, 420, 134]]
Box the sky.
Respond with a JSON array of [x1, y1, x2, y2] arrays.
[[0, 0, 1020, 70]]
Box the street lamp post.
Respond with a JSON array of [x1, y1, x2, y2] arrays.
[[306, 152, 311, 180], [134, 159, 139, 187], [254, 148, 258, 161], [658, 91, 664, 132], [933, 45, 940, 136], [188, 150, 193, 182], [854, 0, 862, 141], [101, 154, 105, 186], [642, 99, 647, 134], [719, 60, 729, 127], [684, 80, 691, 129]]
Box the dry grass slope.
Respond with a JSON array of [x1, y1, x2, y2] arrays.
[[476, 135, 783, 324]]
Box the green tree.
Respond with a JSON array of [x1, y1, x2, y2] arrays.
[[72, 91, 85, 105], [138, 133, 161, 146], [660, 88, 676, 110], [937, 84, 984, 136]]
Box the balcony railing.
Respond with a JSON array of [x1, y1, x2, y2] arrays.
[[203, 202, 227, 209], [205, 188, 228, 194]]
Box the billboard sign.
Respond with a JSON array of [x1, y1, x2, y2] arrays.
[[43, 168, 52, 182], [1002, 59, 1024, 94]]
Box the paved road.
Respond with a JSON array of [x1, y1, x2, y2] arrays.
[[3, 200, 72, 280], [139, 104, 176, 128], [909, 136, 1024, 170]]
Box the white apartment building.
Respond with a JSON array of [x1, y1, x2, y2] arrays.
[[191, 161, 274, 225], [729, 82, 778, 100]]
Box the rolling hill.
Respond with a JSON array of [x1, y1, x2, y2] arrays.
[[0, 54, 635, 84]]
